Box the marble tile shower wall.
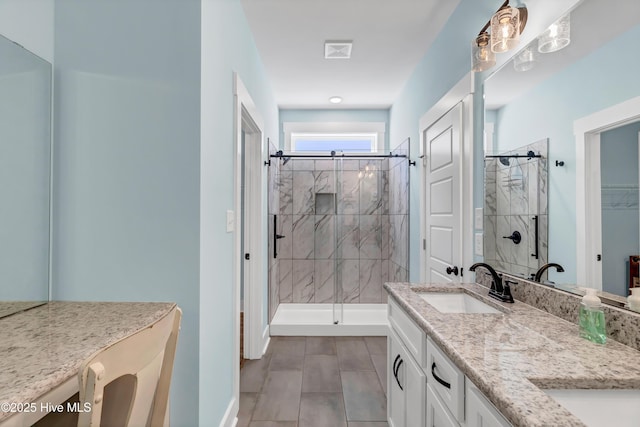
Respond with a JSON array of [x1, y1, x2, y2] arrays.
[[270, 153, 409, 305], [389, 141, 410, 283], [484, 139, 548, 279]]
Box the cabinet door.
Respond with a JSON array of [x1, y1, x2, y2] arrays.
[[426, 384, 459, 427], [404, 345, 426, 427], [388, 333, 406, 427], [466, 381, 512, 427]]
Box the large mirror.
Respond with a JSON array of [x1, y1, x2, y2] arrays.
[[0, 34, 52, 317], [483, 0, 640, 306]]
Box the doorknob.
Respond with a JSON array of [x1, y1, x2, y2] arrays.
[[446, 266, 459, 276]]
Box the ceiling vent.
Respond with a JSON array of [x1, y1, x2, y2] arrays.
[[324, 41, 352, 59]]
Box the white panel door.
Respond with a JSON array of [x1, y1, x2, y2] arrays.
[[425, 104, 462, 283]]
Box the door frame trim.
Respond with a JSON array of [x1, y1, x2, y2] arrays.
[[419, 72, 475, 282], [233, 73, 266, 411], [575, 95, 640, 288]]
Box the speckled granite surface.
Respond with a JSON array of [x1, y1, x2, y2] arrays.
[[477, 271, 640, 352], [0, 301, 176, 422], [384, 282, 640, 427]]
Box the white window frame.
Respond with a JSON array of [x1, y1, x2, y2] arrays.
[[290, 132, 378, 154], [283, 122, 385, 153]]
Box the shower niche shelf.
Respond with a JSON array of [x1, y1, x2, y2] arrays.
[[315, 193, 336, 215]]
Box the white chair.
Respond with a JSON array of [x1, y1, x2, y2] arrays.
[[77, 306, 182, 427]]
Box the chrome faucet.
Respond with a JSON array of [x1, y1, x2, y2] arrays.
[[469, 262, 514, 303], [533, 263, 565, 283]]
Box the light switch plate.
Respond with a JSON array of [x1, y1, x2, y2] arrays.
[[474, 233, 483, 256], [226, 210, 235, 233], [474, 208, 483, 230]]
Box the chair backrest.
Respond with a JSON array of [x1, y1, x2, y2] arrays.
[[77, 306, 182, 427]]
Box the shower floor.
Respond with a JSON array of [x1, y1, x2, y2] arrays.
[[270, 303, 389, 336]]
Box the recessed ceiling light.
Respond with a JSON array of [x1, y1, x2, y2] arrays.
[[329, 96, 343, 104]]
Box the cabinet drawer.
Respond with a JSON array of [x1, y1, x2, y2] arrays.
[[466, 380, 512, 427], [388, 297, 424, 363], [426, 337, 465, 423], [426, 383, 460, 427]]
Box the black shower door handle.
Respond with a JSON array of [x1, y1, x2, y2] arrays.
[[273, 215, 286, 258]]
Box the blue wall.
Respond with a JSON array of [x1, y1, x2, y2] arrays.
[[600, 122, 640, 295], [200, 0, 278, 424], [53, 2, 202, 425], [491, 24, 640, 283], [53, 0, 278, 425], [280, 109, 390, 150], [389, 0, 497, 280]]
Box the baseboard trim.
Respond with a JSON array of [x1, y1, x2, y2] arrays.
[[262, 324, 270, 355], [219, 396, 238, 427]]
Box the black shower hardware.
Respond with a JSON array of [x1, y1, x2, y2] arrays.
[[265, 138, 272, 166], [469, 262, 514, 303], [533, 263, 564, 283], [270, 151, 409, 160], [503, 230, 521, 245], [485, 150, 541, 166], [531, 216, 539, 259], [273, 215, 286, 259], [555, 160, 565, 167], [273, 150, 292, 165]]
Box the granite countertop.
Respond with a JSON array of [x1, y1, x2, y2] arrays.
[[384, 282, 640, 427], [0, 301, 176, 422]]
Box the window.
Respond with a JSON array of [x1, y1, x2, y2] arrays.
[[283, 122, 386, 153], [291, 133, 378, 153]]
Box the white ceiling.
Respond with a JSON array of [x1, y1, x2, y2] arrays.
[[240, 0, 460, 109]]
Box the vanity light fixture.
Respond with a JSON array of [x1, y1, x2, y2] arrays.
[[490, 4, 525, 53], [329, 96, 343, 104], [472, 32, 496, 72], [471, 0, 527, 72], [538, 14, 570, 53], [513, 40, 537, 72]]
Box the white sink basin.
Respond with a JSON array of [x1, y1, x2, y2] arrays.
[[543, 389, 640, 427], [418, 292, 501, 314]]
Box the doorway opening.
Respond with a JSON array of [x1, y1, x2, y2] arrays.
[[233, 73, 267, 418], [575, 96, 640, 291]]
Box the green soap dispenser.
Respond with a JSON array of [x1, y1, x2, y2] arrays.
[[579, 288, 606, 344]]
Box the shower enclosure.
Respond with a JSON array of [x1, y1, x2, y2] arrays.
[[267, 141, 410, 335], [483, 139, 548, 280]]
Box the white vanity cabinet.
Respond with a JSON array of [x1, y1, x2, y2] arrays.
[[424, 337, 512, 427], [465, 381, 511, 427], [388, 297, 512, 427], [426, 383, 460, 427], [388, 300, 426, 427], [426, 337, 465, 423]]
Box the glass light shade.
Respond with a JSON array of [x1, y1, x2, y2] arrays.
[[513, 41, 537, 72], [472, 33, 496, 72], [538, 14, 570, 53], [490, 6, 521, 53]]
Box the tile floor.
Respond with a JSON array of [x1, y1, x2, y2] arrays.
[[239, 336, 388, 427]]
